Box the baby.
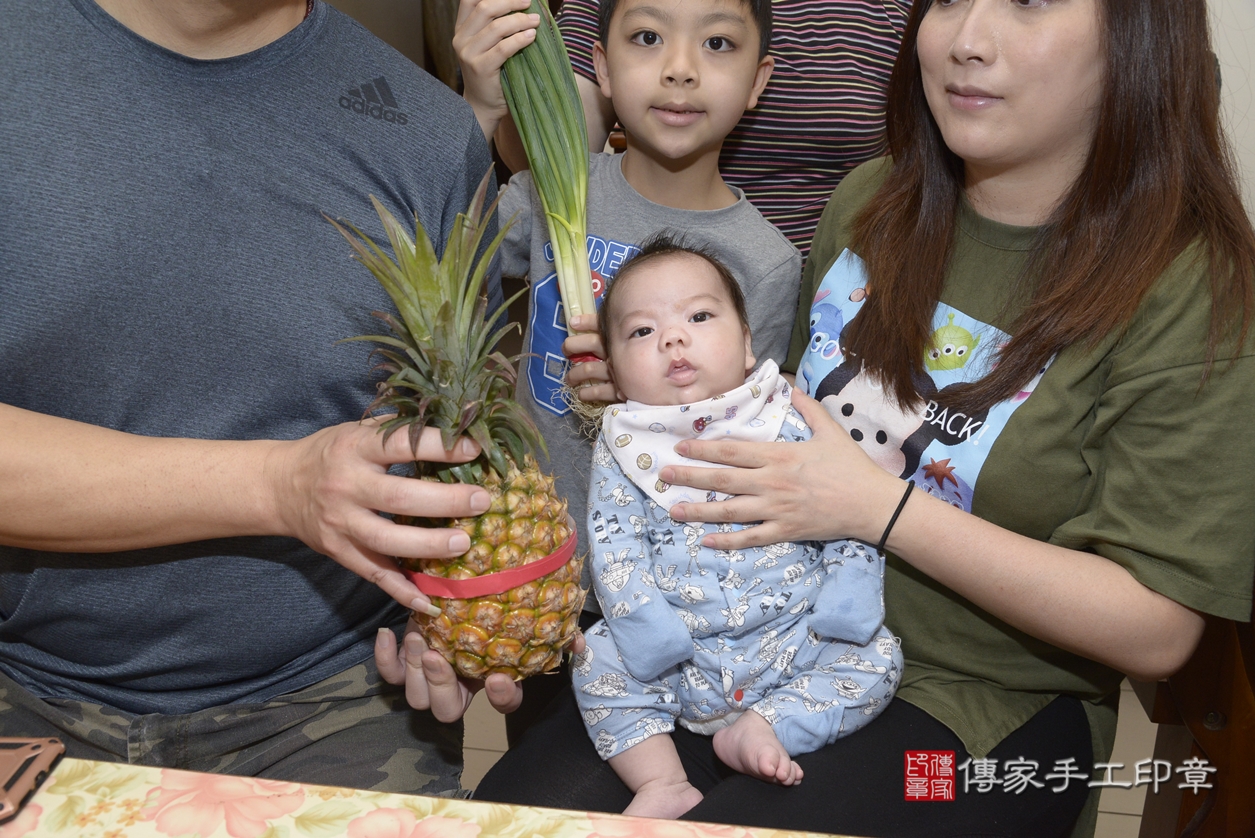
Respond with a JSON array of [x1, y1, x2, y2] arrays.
[[573, 234, 903, 818]]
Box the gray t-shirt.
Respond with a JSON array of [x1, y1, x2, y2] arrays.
[[0, 0, 496, 714], [498, 153, 801, 588]]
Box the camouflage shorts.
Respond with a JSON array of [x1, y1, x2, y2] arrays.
[[0, 661, 466, 796]]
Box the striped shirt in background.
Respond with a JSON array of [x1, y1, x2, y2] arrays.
[[556, 0, 910, 257]]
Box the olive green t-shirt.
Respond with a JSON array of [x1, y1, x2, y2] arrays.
[[786, 159, 1255, 779]]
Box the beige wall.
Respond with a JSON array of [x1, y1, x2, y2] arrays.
[[1211, 0, 1255, 219]]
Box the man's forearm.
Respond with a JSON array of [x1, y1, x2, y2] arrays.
[[0, 402, 280, 552]]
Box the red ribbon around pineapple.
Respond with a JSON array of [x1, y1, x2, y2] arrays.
[[404, 531, 577, 599]]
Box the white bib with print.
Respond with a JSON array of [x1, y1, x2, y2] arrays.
[[602, 361, 793, 508]]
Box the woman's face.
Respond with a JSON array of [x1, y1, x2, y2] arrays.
[[918, 0, 1104, 184]]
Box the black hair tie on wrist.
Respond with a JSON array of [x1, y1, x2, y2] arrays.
[[876, 479, 915, 554]]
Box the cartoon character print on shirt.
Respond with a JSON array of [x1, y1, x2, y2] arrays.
[[527, 234, 640, 416], [805, 289, 845, 374], [798, 250, 869, 392], [925, 313, 981, 371], [801, 249, 1050, 513], [815, 357, 991, 508]]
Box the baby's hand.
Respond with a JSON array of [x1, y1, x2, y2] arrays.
[[564, 313, 618, 403], [453, 0, 539, 139]]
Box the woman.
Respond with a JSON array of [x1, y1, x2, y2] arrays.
[[474, 0, 1255, 835]]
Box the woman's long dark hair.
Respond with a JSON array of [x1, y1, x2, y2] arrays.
[[842, 0, 1255, 413]]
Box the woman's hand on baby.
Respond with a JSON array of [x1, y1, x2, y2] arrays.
[[376, 617, 587, 720], [454, 0, 539, 139], [661, 390, 902, 549], [564, 313, 619, 403]]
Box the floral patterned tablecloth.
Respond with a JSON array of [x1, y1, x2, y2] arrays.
[[1, 758, 846, 838]]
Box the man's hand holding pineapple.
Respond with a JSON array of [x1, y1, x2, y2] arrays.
[[0, 403, 523, 722]]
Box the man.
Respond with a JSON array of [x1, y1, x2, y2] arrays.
[[0, 0, 519, 793]]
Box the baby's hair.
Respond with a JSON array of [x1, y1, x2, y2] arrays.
[[598, 231, 750, 363], [597, 0, 773, 60]]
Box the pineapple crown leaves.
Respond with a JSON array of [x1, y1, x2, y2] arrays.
[[326, 170, 545, 482]]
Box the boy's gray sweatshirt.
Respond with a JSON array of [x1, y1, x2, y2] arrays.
[[497, 152, 801, 593]]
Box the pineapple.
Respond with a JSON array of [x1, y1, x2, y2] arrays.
[[329, 172, 585, 680]]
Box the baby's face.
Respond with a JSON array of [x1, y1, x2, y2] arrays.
[[606, 253, 754, 405]]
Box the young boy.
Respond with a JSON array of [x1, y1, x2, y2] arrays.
[[575, 235, 901, 818], [454, 0, 803, 578]]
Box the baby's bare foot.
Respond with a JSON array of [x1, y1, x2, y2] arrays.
[[622, 778, 704, 819], [712, 712, 804, 786]]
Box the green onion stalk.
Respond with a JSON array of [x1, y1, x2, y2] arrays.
[[500, 0, 596, 331]]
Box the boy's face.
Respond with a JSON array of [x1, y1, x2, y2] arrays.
[[606, 253, 755, 406], [593, 0, 773, 165]]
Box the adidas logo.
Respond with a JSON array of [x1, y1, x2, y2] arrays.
[[339, 76, 409, 124]]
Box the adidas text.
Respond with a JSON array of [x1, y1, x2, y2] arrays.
[[341, 76, 409, 125], [340, 97, 408, 124]]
